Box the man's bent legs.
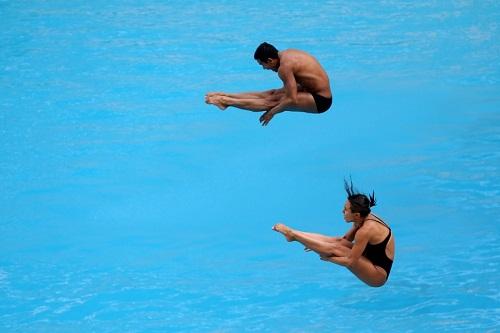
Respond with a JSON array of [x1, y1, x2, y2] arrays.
[[206, 90, 322, 119], [207, 94, 280, 112], [207, 88, 284, 100]]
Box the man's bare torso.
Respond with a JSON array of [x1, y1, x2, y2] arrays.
[[278, 49, 331, 97]]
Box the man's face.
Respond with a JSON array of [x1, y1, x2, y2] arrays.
[[257, 58, 278, 71]]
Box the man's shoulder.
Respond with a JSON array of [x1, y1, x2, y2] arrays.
[[281, 48, 306, 57], [279, 49, 304, 68]]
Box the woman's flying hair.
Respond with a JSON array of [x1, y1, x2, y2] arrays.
[[344, 177, 376, 217]]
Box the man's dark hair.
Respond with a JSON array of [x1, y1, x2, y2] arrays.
[[254, 42, 279, 62], [344, 178, 376, 218]]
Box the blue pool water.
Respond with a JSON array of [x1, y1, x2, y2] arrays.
[[1, 1, 499, 332]]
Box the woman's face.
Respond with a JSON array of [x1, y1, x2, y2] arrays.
[[342, 200, 355, 222]]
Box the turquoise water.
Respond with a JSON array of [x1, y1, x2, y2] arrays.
[[1, 1, 499, 332]]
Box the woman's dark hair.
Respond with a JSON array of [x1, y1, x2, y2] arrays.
[[344, 178, 376, 218], [254, 42, 279, 62]]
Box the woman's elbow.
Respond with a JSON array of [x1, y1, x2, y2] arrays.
[[345, 257, 357, 268]]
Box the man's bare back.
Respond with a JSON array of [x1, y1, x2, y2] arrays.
[[277, 49, 331, 98], [206, 42, 332, 126]]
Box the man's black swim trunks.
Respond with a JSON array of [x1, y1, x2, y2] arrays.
[[311, 93, 332, 113]]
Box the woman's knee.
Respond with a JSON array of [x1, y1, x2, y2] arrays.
[[324, 244, 343, 257]]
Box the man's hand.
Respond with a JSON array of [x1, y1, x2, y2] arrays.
[[259, 110, 275, 126]]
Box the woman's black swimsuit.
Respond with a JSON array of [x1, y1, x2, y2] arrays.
[[311, 93, 332, 113], [362, 215, 393, 279]]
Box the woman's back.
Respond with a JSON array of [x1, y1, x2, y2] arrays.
[[361, 215, 395, 274]]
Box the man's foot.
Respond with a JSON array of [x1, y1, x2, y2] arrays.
[[272, 223, 295, 242], [206, 95, 227, 110], [205, 92, 225, 98]]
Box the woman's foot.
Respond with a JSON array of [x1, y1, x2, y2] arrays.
[[272, 223, 295, 242]]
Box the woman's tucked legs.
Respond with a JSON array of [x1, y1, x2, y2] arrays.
[[272, 223, 351, 257]]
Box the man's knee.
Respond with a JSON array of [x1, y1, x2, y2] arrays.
[[263, 99, 279, 110], [267, 89, 284, 97], [262, 90, 277, 98], [264, 92, 283, 105]]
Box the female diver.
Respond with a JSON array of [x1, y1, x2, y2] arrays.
[[273, 180, 395, 287]]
